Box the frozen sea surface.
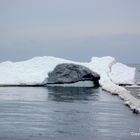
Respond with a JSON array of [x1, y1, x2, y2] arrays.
[[0, 87, 140, 140]]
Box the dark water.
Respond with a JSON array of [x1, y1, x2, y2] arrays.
[[0, 87, 140, 140], [125, 85, 140, 100]]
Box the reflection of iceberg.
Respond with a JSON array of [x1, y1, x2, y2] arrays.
[[47, 87, 99, 102], [0, 87, 48, 101], [0, 56, 139, 113]]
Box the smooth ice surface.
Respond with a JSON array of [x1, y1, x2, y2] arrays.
[[47, 81, 94, 87]]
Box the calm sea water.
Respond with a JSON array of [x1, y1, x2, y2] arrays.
[[0, 64, 140, 140], [0, 86, 140, 140]]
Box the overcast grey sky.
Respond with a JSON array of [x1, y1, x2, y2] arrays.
[[0, 0, 140, 63]]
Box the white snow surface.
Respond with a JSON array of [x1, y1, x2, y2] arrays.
[[0, 56, 139, 112], [109, 63, 136, 85], [0, 56, 73, 85]]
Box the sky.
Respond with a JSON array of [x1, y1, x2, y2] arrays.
[[0, 0, 140, 63]]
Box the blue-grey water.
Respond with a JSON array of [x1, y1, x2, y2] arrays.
[[0, 86, 140, 140], [0, 64, 140, 140]]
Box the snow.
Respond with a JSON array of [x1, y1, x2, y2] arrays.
[[0, 56, 135, 86], [0, 56, 73, 85], [83, 56, 116, 86], [0, 56, 139, 113], [109, 63, 136, 85]]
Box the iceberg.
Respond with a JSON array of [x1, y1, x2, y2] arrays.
[[0, 56, 135, 86], [0, 56, 73, 85], [109, 63, 136, 85], [0, 56, 139, 113]]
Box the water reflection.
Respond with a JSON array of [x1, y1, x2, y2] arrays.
[[47, 87, 99, 102], [0, 87, 48, 101], [125, 87, 140, 99], [0, 87, 140, 140]]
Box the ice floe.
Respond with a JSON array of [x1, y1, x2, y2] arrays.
[[0, 56, 139, 113]]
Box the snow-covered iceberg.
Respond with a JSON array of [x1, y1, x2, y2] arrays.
[[0, 57, 73, 85], [0, 56, 139, 113], [109, 63, 136, 85], [0, 56, 135, 86]]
